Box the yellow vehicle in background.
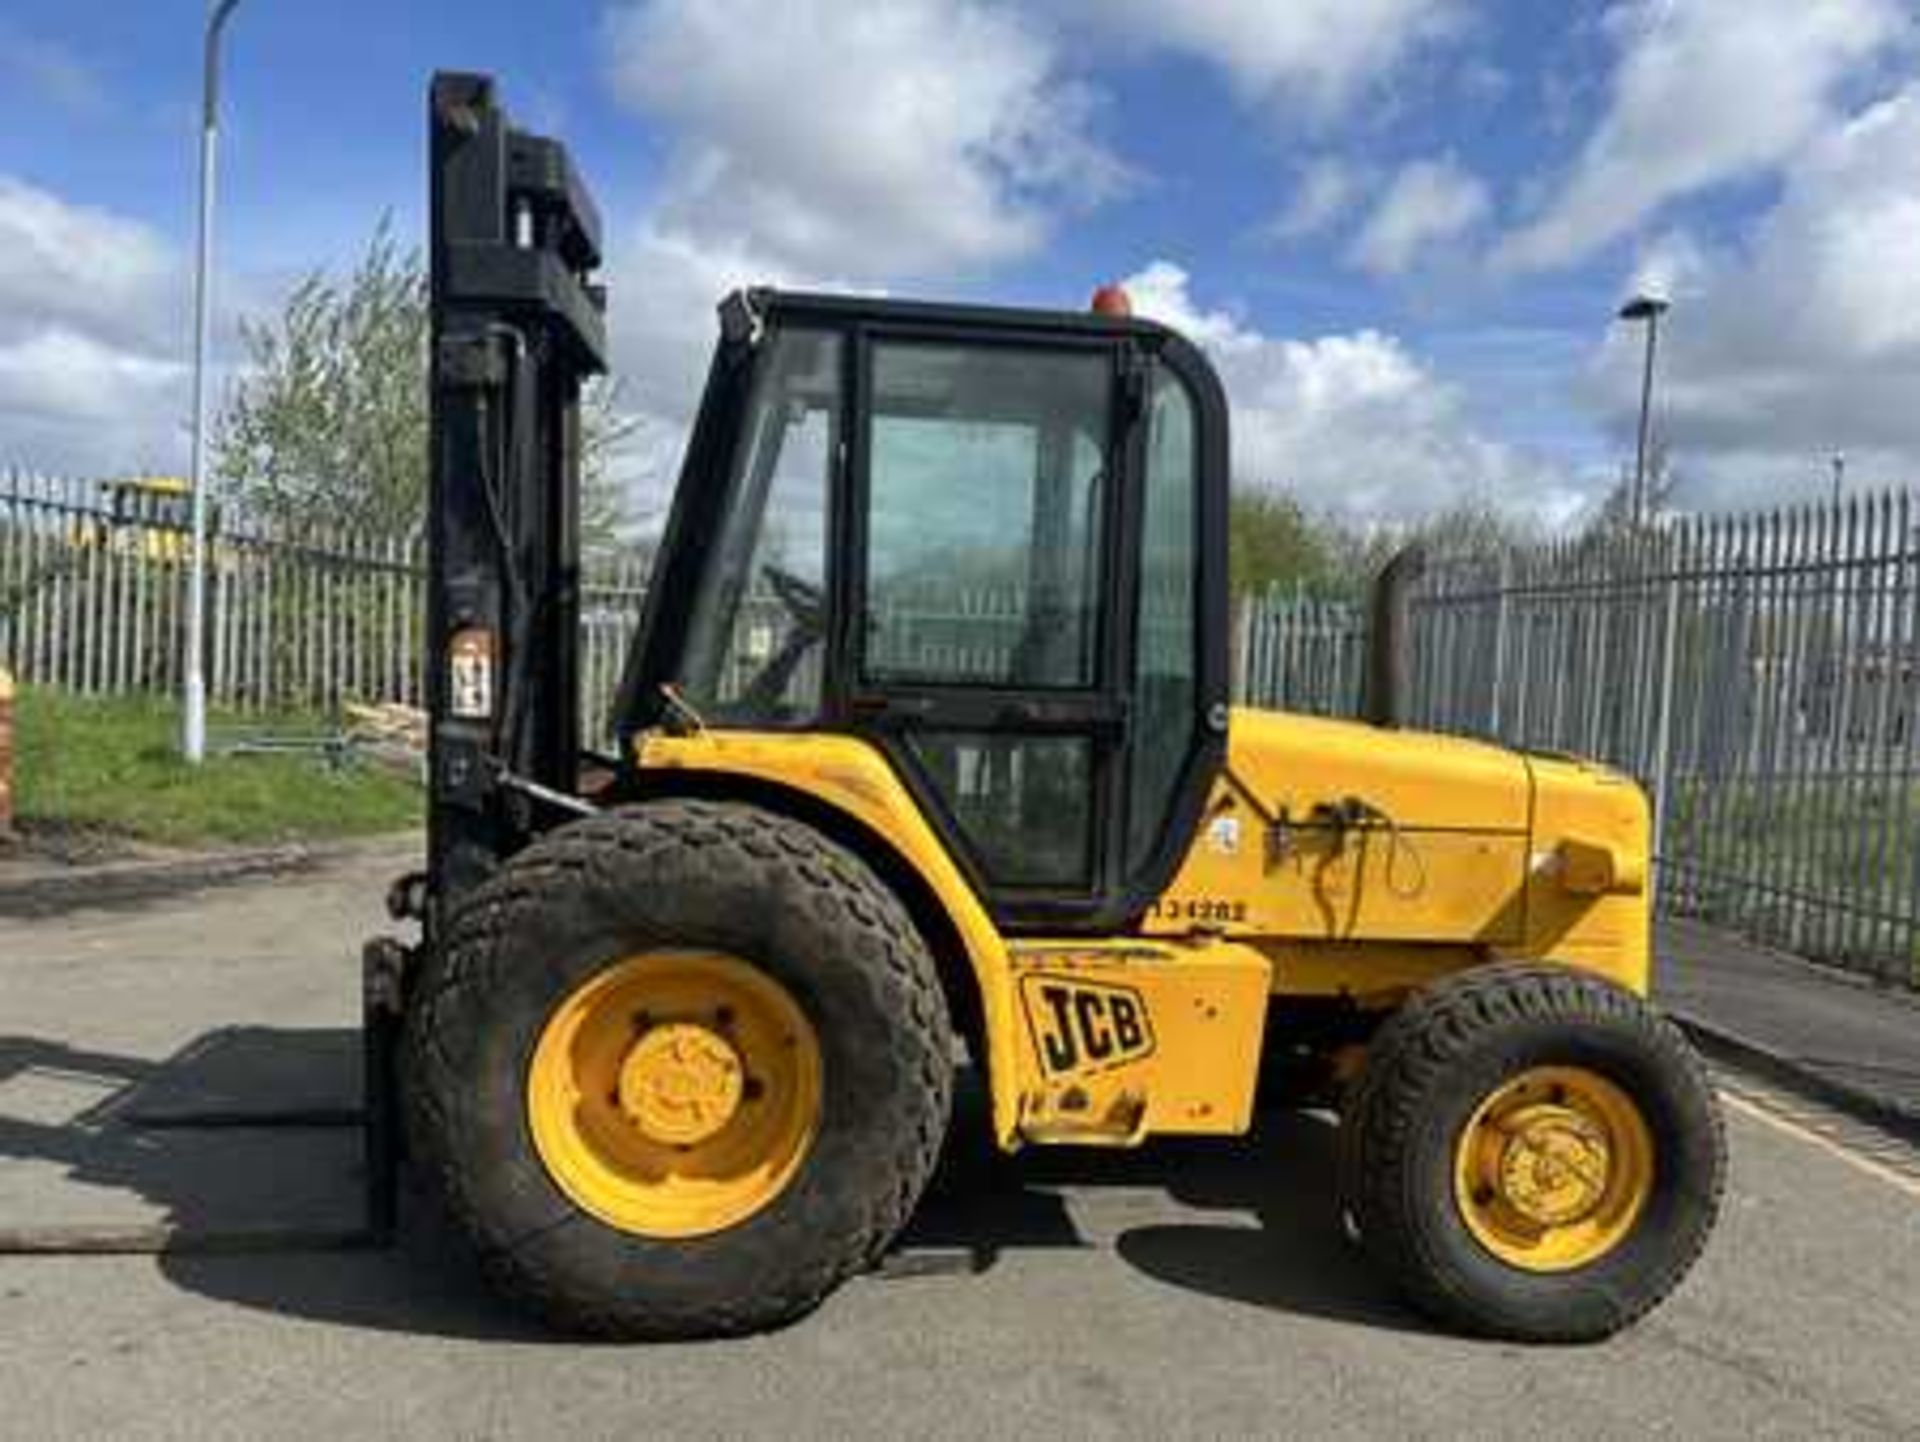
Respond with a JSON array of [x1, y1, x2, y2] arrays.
[[73, 476, 217, 563]]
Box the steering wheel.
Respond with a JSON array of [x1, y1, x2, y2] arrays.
[[761, 563, 825, 632]]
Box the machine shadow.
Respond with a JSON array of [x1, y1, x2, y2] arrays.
[[0, 1025, 366, 1239], [902, 1071, 1427, 1336], [1, 1032, 1421, 1340], [1, 1026, 545, 1343]]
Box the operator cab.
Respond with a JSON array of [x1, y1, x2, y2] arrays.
[[617, 290, 1232, 931]]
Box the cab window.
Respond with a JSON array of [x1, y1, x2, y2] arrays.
[[863, 342, 1109, 690], [677, 329, 842, 722]]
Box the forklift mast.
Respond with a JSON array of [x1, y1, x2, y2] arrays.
[[426, 72, 607, 917]]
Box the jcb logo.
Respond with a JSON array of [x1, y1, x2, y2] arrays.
[[1020, 977, 1154, 1078]]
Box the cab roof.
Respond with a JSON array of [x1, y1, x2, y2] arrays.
[[745, 286, 1183, 345]]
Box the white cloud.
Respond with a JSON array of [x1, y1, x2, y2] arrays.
[[590, 0, 1472, 529], [1348, 156, 1489, 275], [0, 329, 184, 477], [1125, 260, 1585, 526], [0, 176, 186, 473], [1621, 229, 1713, 307], [1063, 0, 1458, 116], [0, 176, 175, 351], [0, 329, 180, 421], [605, 226, 802, 420], [606, 0, 1125, 278], [1587, 83, 1920, 508], [1500, 0, 1907, 272], [599, 0, 1138, 521], [600, 237, 1599, 536], [1270, 158, 1365, 241], [599, 222, 827, 522]]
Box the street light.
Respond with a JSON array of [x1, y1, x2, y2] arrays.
[[183, 0, 245, 764], [1617, 292, 1670, 528]]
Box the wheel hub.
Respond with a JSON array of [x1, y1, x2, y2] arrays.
[[1453, 1064, 1655, 1272], [1493, 1104, 1612, 1227], [527, 949, 824, 1238], [618, 1023, 745, 1146]]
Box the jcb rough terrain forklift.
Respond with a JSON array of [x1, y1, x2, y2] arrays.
[[377, 74, 1725, 1343]]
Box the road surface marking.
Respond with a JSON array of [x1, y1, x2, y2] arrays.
[[1720, 1089, 1920, 1200]]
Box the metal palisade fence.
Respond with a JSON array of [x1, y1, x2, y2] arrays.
[[11, 467, 1919, 985], [1239, 488, 1920, 988], [0, 470, 648, 742], [1234, 587, 1370, 719], [0, 469, 1132, 744]]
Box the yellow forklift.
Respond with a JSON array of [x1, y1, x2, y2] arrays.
[[73, 476, 194, 561], [373, 73, 1725, 1344]]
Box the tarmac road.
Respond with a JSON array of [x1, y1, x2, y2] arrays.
[[2, 844, 1918, 1441]]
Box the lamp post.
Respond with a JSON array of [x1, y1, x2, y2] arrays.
[[183, 0, 245, 763], [1830, 450, 1846, 507], [1618, 293, 1670, 528]]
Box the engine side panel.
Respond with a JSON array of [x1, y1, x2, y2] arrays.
[[1144, 708, 1532, 946], [1146, 709, 1653, 996]]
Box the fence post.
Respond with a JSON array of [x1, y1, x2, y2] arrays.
[[1647, 539, 1683, 908], [1488, 551, 1511, 737], [1362, 545, 1427, 728], [0, 665, 14, 841], [1231, 595, 1250, 703]]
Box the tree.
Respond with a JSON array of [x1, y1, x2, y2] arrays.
[[1228, 490, 1337, 599], [579, 376, 647, 546], [216, 219, 634, 543], [1582, 438, 1677, 542], [1317, 497, 1537, 588]]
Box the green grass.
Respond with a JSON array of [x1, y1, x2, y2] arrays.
[[10, 687, 421, 848]]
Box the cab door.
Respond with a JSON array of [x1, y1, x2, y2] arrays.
[[844, 327, 1222, 931]]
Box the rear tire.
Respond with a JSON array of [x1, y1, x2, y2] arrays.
[[1339, 963, 1725, 1343], [405, 800, 954, 1339]]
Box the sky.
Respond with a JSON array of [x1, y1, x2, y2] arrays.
[[2, 0, 1918, 533]]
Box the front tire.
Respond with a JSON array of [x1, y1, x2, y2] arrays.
[[1339, 963, 1725, 1343], [405, 800, 954, 1339]]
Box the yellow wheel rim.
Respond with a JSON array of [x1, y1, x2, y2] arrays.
[[527, 950, 823, 1239], [1453, 1065, 1654, 1272]]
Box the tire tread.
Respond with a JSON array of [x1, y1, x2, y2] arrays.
[[1339, 962, 1726, 1343], [405, 799, 953, 1339]]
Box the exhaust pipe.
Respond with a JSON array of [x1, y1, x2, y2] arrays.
[[1362, 544, 1426, 728]]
